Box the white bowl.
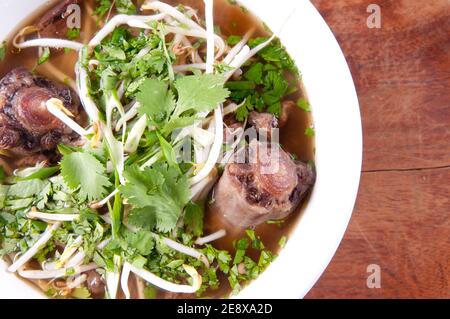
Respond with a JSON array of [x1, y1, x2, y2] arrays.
[[0, 0, 362, 299]]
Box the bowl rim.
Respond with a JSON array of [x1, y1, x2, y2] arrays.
[[0, 0, 362, 299]]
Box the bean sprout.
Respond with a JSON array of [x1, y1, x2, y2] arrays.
[[26, 211, 80, 222], [89, 14, 166, 47], [195, 229, 227, 245], [18, 263, 98, 279], [8, 222, 61, 273], [125, 262, 202, 294]]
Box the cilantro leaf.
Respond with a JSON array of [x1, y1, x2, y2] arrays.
[[278, 236, 287, 248], [120, 164, 190, 233], [174, 74, 230, 116], [119, 165, 164, 208], [66, 28, 81, 40], [297, 98, 311, 112], [162, 116, 199, 135], [17, 167, 59, 181], [305, 127, 315, 137], [267, 102, 281, 116], [235, 99, 254, 122], [136, 78, 175, 121], [94, 0, 112, 19], [184, 202, 204, 237], [136, 74, 229, 132], [7, 179, 47, 198], [249, 37, 297, 72], [123, 228, 154, 255], [60, 152, 112, 201], [225, 81, 256, 91], [227, 35, 242, 45], [128, 207, 157, 231], [157, 132, 179, 169], [103, 46, 126, 60], [115, 0, 136, 14], [244, 62, 263, 84]]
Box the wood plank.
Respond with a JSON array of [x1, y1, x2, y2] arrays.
[[306, 167, 450, 298], [307, 0, 450, 298], [311, 0, 450, 171]]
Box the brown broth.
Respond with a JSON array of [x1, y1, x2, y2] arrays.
[[0, 0, 315, 299]]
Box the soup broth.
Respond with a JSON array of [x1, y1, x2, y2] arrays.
[[0, 0, 314, 299]]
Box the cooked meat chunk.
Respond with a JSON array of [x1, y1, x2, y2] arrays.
[[12, 154, 49, 169], [86, 270, 105, 298], [211, 141, 315, 227], [38, 0, 79, 37], [0, 67, 81, 155], [248, 111, 278, 138]]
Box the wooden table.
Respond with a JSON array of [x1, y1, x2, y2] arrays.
[[306, 0, 450, 298]]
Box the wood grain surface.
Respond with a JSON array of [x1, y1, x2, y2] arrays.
[[306, 0, 450, 298]]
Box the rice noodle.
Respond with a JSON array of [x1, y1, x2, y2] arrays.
[[17, 263, 98, 279], [125, 262, 202, 294], [195, 229, 227, 245], [8, 222, 61, 273], [89, 14, 166, 47]]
